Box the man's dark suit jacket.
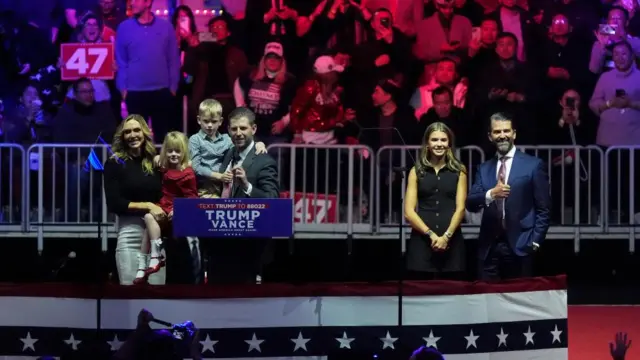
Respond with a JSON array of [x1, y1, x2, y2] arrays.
[[219, 145, 280, 198], [208, 145, 280, 284], [466, 149, 551, 261]]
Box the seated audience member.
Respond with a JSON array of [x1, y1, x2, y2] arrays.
[[234, 42, 297, 146], [410, 58, 467, 119], [189, 99, 267, 198], [103, 115, 165, 285], [52, 78, 117, 222], [590, 6, 640, 74]]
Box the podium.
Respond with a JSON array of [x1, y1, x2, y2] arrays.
[[172, 198, 294, 238]]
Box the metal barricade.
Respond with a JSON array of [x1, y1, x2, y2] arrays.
[[0, 144, 26, 232], [375, 145, 485, 236], [26, 144, 113, 253], [518, 146, 605, 252], [603, 146, 639, 252], [267, 144, 375, 235], [518, 146, 604, 224]]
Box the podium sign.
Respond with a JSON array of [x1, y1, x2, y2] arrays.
[[173, 198, 294, 238]]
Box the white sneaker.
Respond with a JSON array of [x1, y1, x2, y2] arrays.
[[256, 275, 262, 284]]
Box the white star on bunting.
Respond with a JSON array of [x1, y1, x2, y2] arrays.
[[200, 334, 218, 353], [336, 331, 355, 349], [64, 333, 82, 350], [497, 327, 509, 347], [291, 331, 310, 351], [524, 326, 536, 345], [380, 331, 398, 349], [245, 333, 264, 352], [551, 325, 563, 344], [464, 329, 479, 349], [423, 330, 441, 349], [107, 335, 124, 351], [20, 332, 38, 351]]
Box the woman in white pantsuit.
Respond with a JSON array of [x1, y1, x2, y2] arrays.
[[103, 115, 166, 285]]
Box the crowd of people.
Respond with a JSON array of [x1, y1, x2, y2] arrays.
[[2, 0, 640, 148]]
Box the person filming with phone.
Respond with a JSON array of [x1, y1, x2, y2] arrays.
[[589, 6, 640, 74], [112, 309, 203, 360], [589, 41, 640, 221]]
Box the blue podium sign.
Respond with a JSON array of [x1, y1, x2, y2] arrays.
[[172, 198, 294, 238]]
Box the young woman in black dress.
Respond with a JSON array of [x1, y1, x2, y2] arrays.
[[404, 122, 467, 279]]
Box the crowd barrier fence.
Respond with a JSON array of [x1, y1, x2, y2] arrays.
[[0, 144, 638, 253]]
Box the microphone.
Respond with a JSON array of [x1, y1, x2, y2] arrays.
[[232, 148, 241, 168], [52, 251, 76, 278], [353, 123, 418, 173]]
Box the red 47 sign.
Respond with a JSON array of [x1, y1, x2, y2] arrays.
[[281, 191, 338, 224], [61, 43, 115, 81]]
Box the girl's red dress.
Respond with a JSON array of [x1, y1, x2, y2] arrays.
[[157, 167, 198, 214]]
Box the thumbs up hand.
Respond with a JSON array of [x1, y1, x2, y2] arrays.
[[491, 180, 510, 199]]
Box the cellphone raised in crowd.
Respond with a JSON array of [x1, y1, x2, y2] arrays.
[[598, 23, 617, 36], [198, 32, 217, 43]]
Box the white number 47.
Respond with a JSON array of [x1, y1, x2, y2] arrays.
[[66, 47, 108, 75]]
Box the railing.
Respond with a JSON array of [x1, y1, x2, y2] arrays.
[[1, 144, 639, 252]]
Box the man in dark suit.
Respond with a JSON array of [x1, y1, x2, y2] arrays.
[[466, 112, 551, 281], [208, 107, 280, 284], [219, 107, 279, 199]]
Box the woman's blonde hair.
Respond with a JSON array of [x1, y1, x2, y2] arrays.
[[416, 122, 466, 177], [252, 54, 288, 84], [158, 131, 191, 169], [111, 114, 156, 175]]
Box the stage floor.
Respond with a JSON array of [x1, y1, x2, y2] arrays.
[[569, 305, 639, 359]]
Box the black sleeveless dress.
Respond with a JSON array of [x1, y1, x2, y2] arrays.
[[407, 166, 465, 273]]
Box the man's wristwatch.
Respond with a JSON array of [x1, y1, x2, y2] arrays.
[[444, 231, 453, 239], [426, 229, 434, 237]]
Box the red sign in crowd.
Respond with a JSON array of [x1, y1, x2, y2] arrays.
[[60, 43, 115, 81], [281, 192, 338, 224]]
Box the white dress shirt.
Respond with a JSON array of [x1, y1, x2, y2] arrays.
[[485, 145, 517, 208]]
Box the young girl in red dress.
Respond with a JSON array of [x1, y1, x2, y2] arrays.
[[134, 131, 198, 284]]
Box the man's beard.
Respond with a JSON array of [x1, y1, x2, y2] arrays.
[[495, 139, 512, 154]]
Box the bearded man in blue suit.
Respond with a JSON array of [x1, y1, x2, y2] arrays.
[[466, 112, 551, 280]]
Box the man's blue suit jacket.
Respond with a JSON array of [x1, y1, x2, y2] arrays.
[[466, 149, 551, 260]]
